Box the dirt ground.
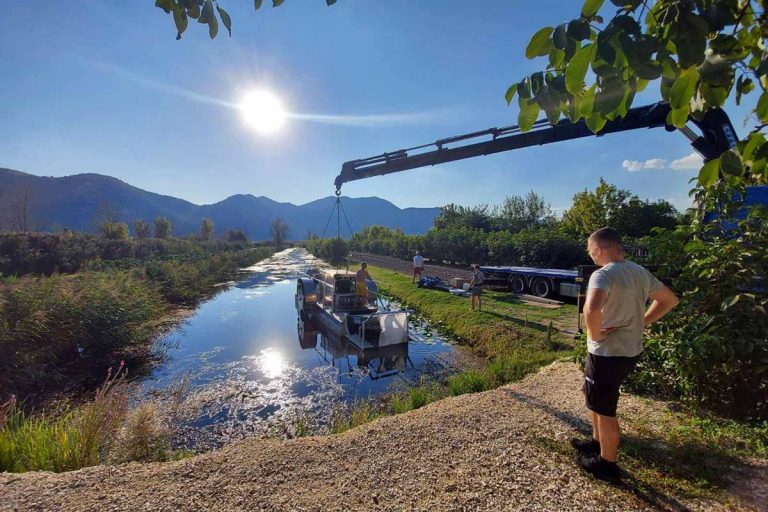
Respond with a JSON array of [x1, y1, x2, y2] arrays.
[[349, 252, 476, 283]]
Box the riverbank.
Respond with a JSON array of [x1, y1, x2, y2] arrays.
[[3, 362, 763, 511]]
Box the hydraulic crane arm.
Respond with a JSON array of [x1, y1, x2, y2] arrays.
[[334, 101, 737, 192]]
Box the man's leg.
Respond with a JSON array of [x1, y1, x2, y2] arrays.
[[591, 410, 600, 443], [596, 413, 620, 462]]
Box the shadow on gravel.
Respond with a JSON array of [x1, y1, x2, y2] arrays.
[[504, 389, 701, 512]]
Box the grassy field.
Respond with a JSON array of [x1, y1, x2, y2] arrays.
[[369, 264, 578, 359], [330, 265, 580, 433]]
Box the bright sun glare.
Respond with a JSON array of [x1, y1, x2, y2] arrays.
[[239, 90, 286, 135]]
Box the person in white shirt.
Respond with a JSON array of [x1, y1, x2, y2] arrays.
[[412, 251, 424, 284]]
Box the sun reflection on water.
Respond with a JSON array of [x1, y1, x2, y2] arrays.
[[259, 348, 285, 379]]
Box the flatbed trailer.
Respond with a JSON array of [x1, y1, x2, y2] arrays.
[[480, 265, 582, 299]]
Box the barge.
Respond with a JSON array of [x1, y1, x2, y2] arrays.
[[296, 267, 409, 349]]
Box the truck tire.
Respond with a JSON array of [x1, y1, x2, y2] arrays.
[[531, 278, 553, 298], [509, 275, 526, 294]]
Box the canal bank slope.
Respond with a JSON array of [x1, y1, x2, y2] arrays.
[[2, 362, 761, 512]]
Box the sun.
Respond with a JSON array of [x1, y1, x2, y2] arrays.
[[239, 90, 286, 134]]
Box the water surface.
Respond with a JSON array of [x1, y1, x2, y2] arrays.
[[143, 248, 463, 449]]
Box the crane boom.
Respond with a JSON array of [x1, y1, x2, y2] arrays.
[[334, 101, 737, 192]]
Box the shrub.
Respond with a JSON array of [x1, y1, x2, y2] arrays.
[[306, 237, 349, 265]]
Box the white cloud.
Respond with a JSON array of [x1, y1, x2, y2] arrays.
[[670, 152, 703, 170], [622, 158, 668, 171], [622, 153, 703, 172]]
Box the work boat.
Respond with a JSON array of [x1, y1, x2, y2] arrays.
[[296, 267, 408, 349]]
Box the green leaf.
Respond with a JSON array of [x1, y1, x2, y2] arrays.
[[667, 105, 690, 128], [720, 150, 743, 176], [581, 0, 605, 18], [199, 0, 213, 23], [526, 27, 554, 59], [585, 112, 607, 133], [173, 8, 188, 40], [757, 92, 768, 123], [326, 0, 337, 5], [553, 24, 568, 50], [669, 66, 699, 109], [578, 84, 597, 118], [594, 77, 626, 115], [505, 84, 518, 105], [216, 5, 232, 36], [155, 0, 173, 14], [567, 20, 591, 41], [186, 1, 200, 18], [518, 98, 541, 132], [273, 0, 285, 6], [208, 11, 219, 38], [697, 158, 720, 187], [549, 47, 566, 69], [673, 13, 709, 68], [255, 0, 263, 9], [565, 43, 595, 95], [610, 0, 641, 8]]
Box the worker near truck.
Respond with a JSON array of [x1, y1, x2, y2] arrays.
[[469, 264, 484, 311], [572, 227, 679, 482], [412, 251, 424, 284], [356, 262, 373, 307]]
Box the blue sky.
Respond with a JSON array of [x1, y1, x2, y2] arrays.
[[0, 1, 754, 212]]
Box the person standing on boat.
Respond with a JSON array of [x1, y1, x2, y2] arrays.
[[469, 264, 484, 311], [412, 251, 424, 284], [356, 262, 372, 307]]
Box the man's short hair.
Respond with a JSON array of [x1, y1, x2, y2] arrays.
[[589, 227, 622, 247], [361, 262, 367, 268]]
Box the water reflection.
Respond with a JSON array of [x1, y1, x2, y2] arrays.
[[143, 248, 465, 450]]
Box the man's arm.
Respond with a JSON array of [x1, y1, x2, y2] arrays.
[[583, 287, 608, 341], [644, 286, 679, 326]]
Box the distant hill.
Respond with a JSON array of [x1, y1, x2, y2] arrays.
[[0, 169, 439, 238]]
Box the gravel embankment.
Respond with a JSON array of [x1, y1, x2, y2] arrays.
[[1, 363, 753, 512]]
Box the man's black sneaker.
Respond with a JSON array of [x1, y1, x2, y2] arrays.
[[577, 455, 622, 483], [570, 437, 600, 455]]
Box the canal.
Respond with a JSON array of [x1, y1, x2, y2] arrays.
[[142, 248, 465, 450]]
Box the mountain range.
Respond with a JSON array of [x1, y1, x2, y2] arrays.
[[0, 168, 440, 239]]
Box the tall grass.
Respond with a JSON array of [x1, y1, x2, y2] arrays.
[[0, 365, 128, 473], [0, 246, 275, 403]]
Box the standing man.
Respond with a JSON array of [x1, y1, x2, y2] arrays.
[[468, 264, 485, 311], [573, 227, 679, 482], [412, 251, 424, 284], [356, 262, 373, 308]]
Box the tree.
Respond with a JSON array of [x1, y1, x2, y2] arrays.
[[227, 229, 248, 242], [154, 217, 172, 239], [271, 218, 290, 248], [507, 0, 767, 193], [561, 178, 678, 238], [433, 204, 494, 231], [154, 0, 336, 40], [9, 183, 33, 232], [99, 221, 130, 240], [134, 220, 151, 240], [496, 190, 556, 233], [200, 218, 214, 241]]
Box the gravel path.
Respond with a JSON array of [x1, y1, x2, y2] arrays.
[[1, 363, 751, 512]]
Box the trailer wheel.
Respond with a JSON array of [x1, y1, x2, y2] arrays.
[[509, 275, 526, 294], [531, 278, 552, 298]]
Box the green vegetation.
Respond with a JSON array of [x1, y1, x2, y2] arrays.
[[0, 233, 275, 403], [348, 182, 674, 268], [305, 237, 349, 266], [0, 365, 191, 473]]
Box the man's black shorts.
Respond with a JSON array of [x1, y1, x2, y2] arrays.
[[582, 353, 639, 417]]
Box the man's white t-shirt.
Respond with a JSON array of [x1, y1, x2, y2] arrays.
[[587, 260, 664, 357], [413, 255, 424, 268]]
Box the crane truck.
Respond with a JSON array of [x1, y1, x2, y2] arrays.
[[333, 102, 766, 300]]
